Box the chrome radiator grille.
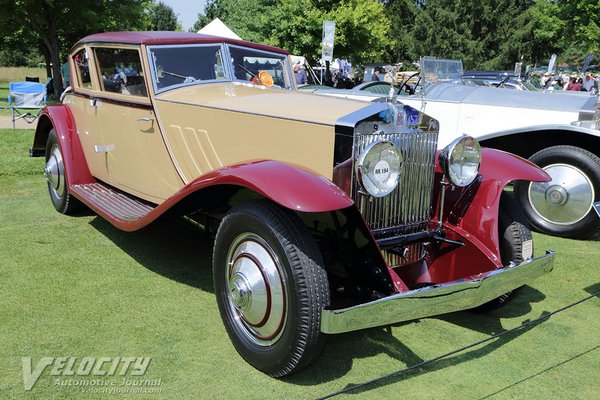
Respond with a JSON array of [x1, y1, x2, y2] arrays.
[[353, 130, 439, 237]]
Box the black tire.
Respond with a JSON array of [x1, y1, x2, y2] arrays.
[[45, 129, 80, 214], [213, 200, 330, 377], [476, 191, 533, 311], [515, 145, 600, 239]]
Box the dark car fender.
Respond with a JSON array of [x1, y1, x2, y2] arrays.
[[443, 148, 551, 268], [31, 105, 95, 186], [75, 160, 354, 232], [166, 160, 354, 214]]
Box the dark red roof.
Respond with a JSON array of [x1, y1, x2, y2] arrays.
[[75, 31, 288, 55]]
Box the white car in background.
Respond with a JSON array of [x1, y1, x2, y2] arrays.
[[314, 58, 600, 239]]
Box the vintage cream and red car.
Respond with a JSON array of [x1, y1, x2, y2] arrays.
[[31, 32, 555, 376]]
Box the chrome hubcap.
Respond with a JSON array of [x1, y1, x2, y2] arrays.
[[529, 163, 595, 225], [45, 145, 64, 198], [226, 233, 286, 346]]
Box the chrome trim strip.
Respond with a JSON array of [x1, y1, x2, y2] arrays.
[[154, 97, 334, 127], [94, 144, 115, 153], [593, 201, 600, 218], [320, 251, 555, 334]]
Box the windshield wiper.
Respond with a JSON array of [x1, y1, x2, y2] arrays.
[[162, 70, 197, 83]]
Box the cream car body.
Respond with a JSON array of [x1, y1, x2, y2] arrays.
[[32, 34, 554, 376]]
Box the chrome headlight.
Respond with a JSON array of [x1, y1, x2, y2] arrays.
[[439, 136, 481, 187], [356, 139, 403, 197]]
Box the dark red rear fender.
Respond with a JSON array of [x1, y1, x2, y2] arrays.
[[444, 148, 550, 265], [34, 106, 95, 186]]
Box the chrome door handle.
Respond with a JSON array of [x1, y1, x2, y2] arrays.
[[90, 99, 100, 107], [137, 117, 155, 122]]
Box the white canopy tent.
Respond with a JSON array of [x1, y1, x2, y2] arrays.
[[197, 18, 242, 40]]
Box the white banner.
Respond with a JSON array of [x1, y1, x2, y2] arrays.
[[547, 54, 557, 73], [322, 21, 336, 62]]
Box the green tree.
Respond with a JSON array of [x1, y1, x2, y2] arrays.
[[148, 1, 181, 31], [192, 0, 394, 65], [0, 0, 151, 96], [387, 0, 540, 69], [191, 0, 226, 32], [529, 0, 599, 67]]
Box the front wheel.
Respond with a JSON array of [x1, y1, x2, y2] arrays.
[[213, 201, 330, 377], [515, 145, 600, 239]]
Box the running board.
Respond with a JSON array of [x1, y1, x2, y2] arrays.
[[70, 183, 155, 223]]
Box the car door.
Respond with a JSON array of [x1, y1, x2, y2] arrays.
[[65, 46, 111, 184], [92, 46, 183, 203]]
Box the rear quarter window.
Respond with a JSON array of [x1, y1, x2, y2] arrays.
[[95, 47, 147, 97]]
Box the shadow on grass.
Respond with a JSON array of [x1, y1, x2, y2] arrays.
[[288, 287, 547, 388], [584, 282, 600, 298], [479, 344, 600, 399], [586, 230, 600, 242], [84, 210, 557, 392], [89, 216, 215, 294]]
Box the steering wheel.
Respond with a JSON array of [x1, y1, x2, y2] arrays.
[[399, 72, 420, 95], [495, 76, 510, 88]]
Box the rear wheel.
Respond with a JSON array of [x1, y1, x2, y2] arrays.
[[476, 191, 533, 311], [515, 145, 600, 239], [213, 201, 329, 377], [44, 129, 80, 214]]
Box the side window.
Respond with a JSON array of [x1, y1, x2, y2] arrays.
[[73, 49, 92, 89], [95, 48, 147, 97]]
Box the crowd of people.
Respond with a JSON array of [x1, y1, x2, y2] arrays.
[[539, 72, 599, 93], [292, 59, 600, 96]]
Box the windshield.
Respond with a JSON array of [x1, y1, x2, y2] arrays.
[[420, 57, 464, 90], [149, 44, 227, 92], [229, 45, 291, 89], [148, 44, 291, 93]]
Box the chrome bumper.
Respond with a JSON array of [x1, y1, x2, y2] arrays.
[[321, 251, 555, 334]]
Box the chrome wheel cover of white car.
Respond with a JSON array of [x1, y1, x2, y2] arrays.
[[44, 144, 64, 200], [528, 163, 595, 225], [226, 233, 287, 346]]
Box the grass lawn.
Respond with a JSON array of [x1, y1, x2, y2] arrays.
[[0, 128, 599, 399], [0, 83, 11, 116]]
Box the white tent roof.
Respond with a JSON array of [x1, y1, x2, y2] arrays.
[[198, 18, 242, 41]]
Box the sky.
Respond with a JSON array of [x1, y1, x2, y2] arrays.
[[160, 0, 208, 31]]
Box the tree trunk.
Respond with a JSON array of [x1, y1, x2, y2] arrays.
[[46, 8, 63, 97], [49, 43, 63, 97], [27, 2, 64, 98], [40, 43, 51, 79]]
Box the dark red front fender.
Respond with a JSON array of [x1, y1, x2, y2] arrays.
[[172, 160, 354, 213], [98, 160, 354, 232], [448, 148, 550, 265]]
